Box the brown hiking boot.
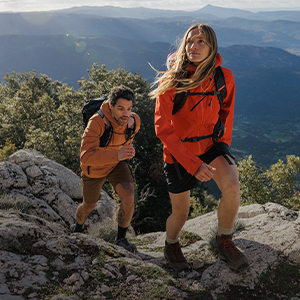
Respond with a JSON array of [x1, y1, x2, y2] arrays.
[[216, 234, 249, 272], [164, 241, 190, 271]]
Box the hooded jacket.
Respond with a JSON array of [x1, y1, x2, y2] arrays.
[[154, 53, 235, 176], [80, 100, 141, 178]]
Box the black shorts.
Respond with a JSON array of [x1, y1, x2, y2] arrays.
[[164, 142, 233, 194]]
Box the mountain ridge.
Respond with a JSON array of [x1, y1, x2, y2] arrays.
[[50, 4, 300, 22], [0, 8, 299, 54], [1, 5, 300, 169]]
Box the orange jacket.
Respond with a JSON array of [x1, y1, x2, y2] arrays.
[[80, 100, 141, 178], [154, 54, 235, 176]]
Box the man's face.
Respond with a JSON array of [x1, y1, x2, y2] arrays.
[[109, 98, 133, 125]]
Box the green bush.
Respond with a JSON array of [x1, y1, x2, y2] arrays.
[[0, 139, 17, 162], [237, 155, 300, 210]]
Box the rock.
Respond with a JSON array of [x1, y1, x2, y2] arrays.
[[1, 150, 300, 299], [0, 150, 116, 228], [6, 150, 81, 199]]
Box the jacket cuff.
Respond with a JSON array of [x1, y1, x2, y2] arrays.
[[187, 157, 203, 176]]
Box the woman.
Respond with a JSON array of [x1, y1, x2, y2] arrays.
[[150, 23, 249, 272]]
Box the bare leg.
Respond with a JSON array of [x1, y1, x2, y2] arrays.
[[166, 190, 190, 240], [210, 155, 249, 272], [75, 201, 97, 225], [210, 155, 240, 229], [115, 182, 135, 228], [164, 190, 191, 271]]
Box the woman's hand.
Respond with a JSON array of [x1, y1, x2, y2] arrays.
[[194, 163, 216, 182]]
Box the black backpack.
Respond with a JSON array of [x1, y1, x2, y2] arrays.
[[82, 96, 136, 147]]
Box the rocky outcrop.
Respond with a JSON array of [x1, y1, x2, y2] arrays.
[[0, 150, 116, 228], [0, 150, 300, 300]]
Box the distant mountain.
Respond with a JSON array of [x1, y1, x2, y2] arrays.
[[54, 5, 218, 21], [54, 5, 300, 22], [255, 10, 300, 22], [1, 33, 299, 119], [0, 9, 299, 55], [200, 5, 300, 21], [1, 5, 300, 169], [0, 34, 169, 88], [199, 5, 260, 20]]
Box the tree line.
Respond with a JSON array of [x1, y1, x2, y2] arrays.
[[1, 64, 299, 233]]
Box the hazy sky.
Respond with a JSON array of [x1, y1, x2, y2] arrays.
[[0, 0, 299, 13]]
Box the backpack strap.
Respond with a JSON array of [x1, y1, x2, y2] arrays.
[[181, 119, 233, 165], [214, 66, 226, 107], [97, 109, 104, 118], [97, 109, 113, 147], [172, 66, 226, 115], [126, 114, 136, 142], [97, 110, 136, 147]]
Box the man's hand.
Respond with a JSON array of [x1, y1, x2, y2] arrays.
[[194, 163, 216, 182], [118, 145, 135, 161]]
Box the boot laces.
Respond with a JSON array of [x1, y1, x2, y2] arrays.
[[221, 238, 242, 258], [170, 242, 186, 262]]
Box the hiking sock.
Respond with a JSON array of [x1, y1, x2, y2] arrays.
[[166, 235, 178, 245], [217, 224, 233, 236], [117, 225, 128, 240], [74, 221, 83, 233]]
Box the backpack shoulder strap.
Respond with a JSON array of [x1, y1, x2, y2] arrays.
[[98, 111, 136, 147], [97, 109, 104, 118], [214, 66, 226, 108], [172, 67, 227, 115], [125, 113, 136, 142], [172, 91, 188, 115], [96, 109, 113, 147]]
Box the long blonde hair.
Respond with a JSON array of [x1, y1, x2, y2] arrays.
[[149, 23, 218, 99]]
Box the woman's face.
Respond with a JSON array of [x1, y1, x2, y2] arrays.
[[185, 28, 211, 65]]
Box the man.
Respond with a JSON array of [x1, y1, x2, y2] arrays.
[[73, 85, 140, 253]]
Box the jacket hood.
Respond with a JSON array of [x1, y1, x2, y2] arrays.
[[100, 100, 129, 131]]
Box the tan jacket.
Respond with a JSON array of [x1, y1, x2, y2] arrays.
[[80, 100, 141, 178]]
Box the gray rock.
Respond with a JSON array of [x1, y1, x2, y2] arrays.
[[1, 150, 300, 299], [7, 150, 81, 199]]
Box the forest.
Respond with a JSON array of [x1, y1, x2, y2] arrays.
[[1, 65, 300, 233]]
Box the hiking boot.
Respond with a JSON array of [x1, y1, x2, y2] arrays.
[[70, 223, 83, 233], [115, 238, 137, 254], [164, 241, 190, 271], [216, 234, 249, 272]]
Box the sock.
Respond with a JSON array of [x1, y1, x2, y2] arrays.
[[117, 225, 128, 240], [166, 235, 178, 245], [74, 221, 83, 233], [217, 224, 233, 237]]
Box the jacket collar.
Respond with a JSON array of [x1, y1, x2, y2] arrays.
[[187, 53, 222, 74]]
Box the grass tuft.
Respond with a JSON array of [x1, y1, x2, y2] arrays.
[[0, 194, 29, 213], [88, 217, 118, 243]]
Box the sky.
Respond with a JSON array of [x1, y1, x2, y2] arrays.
[[0, 0, 299, 13]]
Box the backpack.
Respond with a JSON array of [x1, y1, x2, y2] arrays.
[[171, 66, 233, 172], [172, 66, 226, 115], [82, 96, 136, 147]]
